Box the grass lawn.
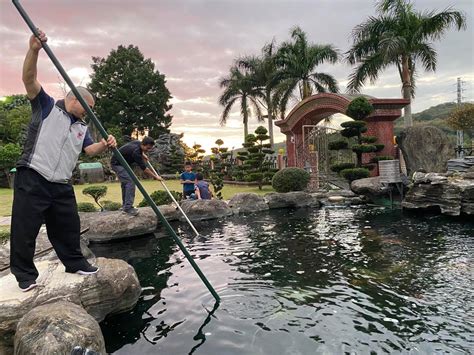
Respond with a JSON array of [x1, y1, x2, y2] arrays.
[[0, 180, 274, 217]]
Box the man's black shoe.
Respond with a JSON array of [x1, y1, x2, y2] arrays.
[[19, 280, 37, 292], [65, 263, 99, 275]]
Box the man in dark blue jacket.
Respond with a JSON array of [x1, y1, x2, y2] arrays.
[[111, 137, 161, 215]]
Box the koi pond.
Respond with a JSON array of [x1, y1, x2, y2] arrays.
[[91, 206, 473, 354]]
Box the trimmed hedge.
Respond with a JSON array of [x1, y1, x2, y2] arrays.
[[272, 167, 310, 193], [360, 136, 378, 144], [138, 190, 183, 207], [77, 202, 97, 212], [340, 168, 370, 182], [328, 140, 349, 150], [102, 200, 122, 211], [352, 144, 377, 153], [331, 162, 355, 173]]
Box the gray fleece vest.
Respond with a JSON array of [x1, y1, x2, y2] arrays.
[[17, 101, 88, 183]]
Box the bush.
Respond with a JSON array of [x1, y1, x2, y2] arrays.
[[340, 168, 370, 182], [360, 136, 378, 144], [82, 185, 107, 210], [370, 156, 394, 163], [77, 202, 97, 212], [0, 229, 10, 243], [138, 190, 183, 207], [331, 162, 355, 173], [328, 140, 349, 150], [352, 144, 377, 154], [272, 167, 310, 193], [374, 144, 385, 152], [102, 200, 122, 211]]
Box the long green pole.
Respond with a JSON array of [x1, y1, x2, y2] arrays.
[[12, 0, 220, 303]]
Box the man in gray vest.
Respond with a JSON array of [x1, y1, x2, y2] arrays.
[[10, 30, 117, 292]]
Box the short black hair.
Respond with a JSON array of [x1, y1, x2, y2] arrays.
[[185, 161, 192, 166], [195, 173, 204, 180], [142, 136, 155, 146]]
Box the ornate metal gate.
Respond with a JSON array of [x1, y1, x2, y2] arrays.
[[301, 125, 353, 191]]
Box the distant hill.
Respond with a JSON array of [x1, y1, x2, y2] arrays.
[[394, 102, 472, 139]]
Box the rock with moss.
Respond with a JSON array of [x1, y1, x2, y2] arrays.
[[264, 191, 320, 209], [228, 193, 268, 214]]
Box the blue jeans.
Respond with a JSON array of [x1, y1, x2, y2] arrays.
[[112, 165, 135, 210]]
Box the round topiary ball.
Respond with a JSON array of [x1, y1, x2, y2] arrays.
[[271, 167, 310, 193]]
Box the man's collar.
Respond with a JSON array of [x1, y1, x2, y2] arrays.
[[55, 99, 85, 123]]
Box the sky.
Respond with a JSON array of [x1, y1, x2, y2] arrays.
[[1, 0, 473, 152]]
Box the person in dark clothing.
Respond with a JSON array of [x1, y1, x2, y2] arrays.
[[194, 173, 212, 200], [180, 162, 196, 199], [111, 137, 161, 215], [11, 29, 117, 292]]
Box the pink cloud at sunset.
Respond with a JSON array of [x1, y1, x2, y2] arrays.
[[1, 0, 472, 152]]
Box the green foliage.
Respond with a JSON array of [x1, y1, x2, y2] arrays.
[[341, 120, 367, 129], [360, 136, 378, 144], [331, 162, 355, 173], [352, 144, 377, 154], [0, 229, 10, 243], [0, 94, 29, 111], [0, 99, 31, 145], [274, 26, 339, 115], [82, 185, 107, 210], [77, 202, 97, 212], [101, 200, 122, 211], [374, 144, 385, 152], [447, 103, 474, 131], [0, 144, 21, 176], [370, 156, 394, 163], [106, 126, 126, 148], [345, 97, 374, 120], [208, 139, 231, 199], [138, 190, 182, 207], [340, 168, 370, 182], [88, 45, 173, 137], [328, 140, 348, 150], [272, 167, 310, 193], [236, 127, 275, 190]]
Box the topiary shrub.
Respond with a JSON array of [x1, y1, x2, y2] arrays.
[[331, 162, 356, 173], [340, 168, 370, 182], [82, 185, 107, 210], [138, 190, 183, 207], [272, 167, 310, 193], [352, 144, 377, 154], [102, 200, 122, 211], [77, 202, 97, 212], [328, 140, 349, 150], [374, 144, 385, 152], [360, 136, 378, 144]]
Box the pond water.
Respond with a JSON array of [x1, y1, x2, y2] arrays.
[[92, 206, 473, 354]]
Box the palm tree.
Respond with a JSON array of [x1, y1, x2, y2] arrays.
[[218, 66, 264, 141], [274, 26, 339, 118], [346, 0, 466, 127], [237, 41, 280, 148]]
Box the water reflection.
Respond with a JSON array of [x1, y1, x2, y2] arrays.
[[95, 207, 474, 354]]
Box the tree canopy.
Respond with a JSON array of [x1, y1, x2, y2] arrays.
[[88, 45, 173, 138]]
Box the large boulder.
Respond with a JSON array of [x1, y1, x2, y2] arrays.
[[403, 172, 474, 215], [80, 205, 180, 243], [0, 257, 141, 346], [398, 126, 453, 176], [264, 191, 320, 209], [180, 199, 233, 221], [14, 301, 106, 355], [350, 177, 390, 198], [228, 193, 268, 214]]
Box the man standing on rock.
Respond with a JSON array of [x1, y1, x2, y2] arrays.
[[10, 30, 117, 292], [111, 137, 162, 216]]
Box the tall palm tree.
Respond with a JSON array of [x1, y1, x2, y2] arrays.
[[218, 66, 264, 141], [237, 41, 280, 148], [274, 26, 339, 118], [346, 0, 466, 127]]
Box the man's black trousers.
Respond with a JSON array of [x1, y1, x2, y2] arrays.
[[10, 168, 87, 282]]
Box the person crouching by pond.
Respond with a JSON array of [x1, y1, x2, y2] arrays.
[[111, 137, 161, 216], [194, 173, 212, 200], [180, 161, 196, 199]]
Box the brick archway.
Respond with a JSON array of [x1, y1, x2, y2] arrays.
[[275, 93, 409, 168]]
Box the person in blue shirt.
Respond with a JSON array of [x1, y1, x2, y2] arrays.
[[180, 162, 196, 199], [194, 173, 212, 200]]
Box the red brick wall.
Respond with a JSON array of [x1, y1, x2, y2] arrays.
[[364, 120, 396, 176]]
